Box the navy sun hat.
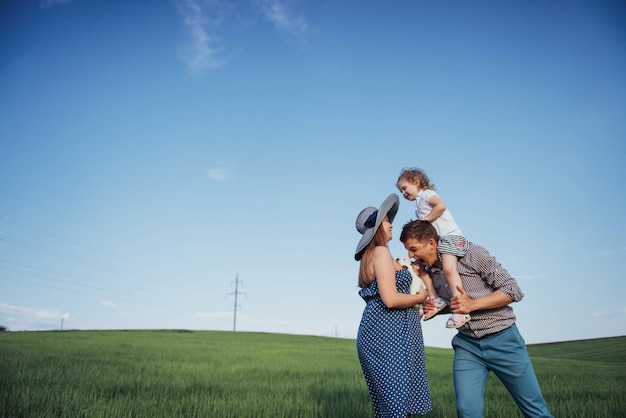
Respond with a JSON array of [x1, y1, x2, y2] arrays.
[[354, 193, 399, 261]]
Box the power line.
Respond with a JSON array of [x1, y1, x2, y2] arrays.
[[0, 260, 158, 304], [0, 233, 210, 300], [0, 275, 128, 300], [0, 215, 207, 284], [0, 187, 213, 293], [0, 187, 170, 263], [0, 186, 229, 322]]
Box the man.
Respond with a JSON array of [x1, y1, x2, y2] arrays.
[[400, 220, 552, 418]]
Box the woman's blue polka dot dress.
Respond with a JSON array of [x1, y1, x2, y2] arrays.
[[357, 268, 433, 417]]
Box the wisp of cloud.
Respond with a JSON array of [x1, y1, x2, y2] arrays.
[[208, 166, 231, 181], [176, 0, 226, 74], [256, 0, 307, 36], [40, 0, 71, 8]]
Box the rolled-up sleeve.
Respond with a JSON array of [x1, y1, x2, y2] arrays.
[[430, 243, 524, 338], [468, 245, 524, 302]]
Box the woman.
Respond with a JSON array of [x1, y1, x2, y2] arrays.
[[355, 194, 432, 418]]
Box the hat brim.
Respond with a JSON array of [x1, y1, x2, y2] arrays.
[[355, 194, 399, 260]]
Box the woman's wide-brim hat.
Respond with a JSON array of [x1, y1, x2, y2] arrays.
[[354, 193, 399, 261]]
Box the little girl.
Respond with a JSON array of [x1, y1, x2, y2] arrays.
[[396, 168, 470, 329]]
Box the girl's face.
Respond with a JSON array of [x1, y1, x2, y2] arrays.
[[397, 179, 420, 201]]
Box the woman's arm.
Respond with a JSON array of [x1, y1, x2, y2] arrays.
[[373, 246, 427, 309]]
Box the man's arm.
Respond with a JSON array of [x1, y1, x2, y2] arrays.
[[450, 286, 514, 314]]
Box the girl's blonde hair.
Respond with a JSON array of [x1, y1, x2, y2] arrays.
[[358, 226, 389, 288], [397, 167, 436, 191]]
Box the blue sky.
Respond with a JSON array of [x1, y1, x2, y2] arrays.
[[1, 0, 624, 348]]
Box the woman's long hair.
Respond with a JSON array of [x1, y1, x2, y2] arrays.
[[358, 225, 390, 288]]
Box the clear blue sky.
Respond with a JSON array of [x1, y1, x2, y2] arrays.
[[1, 0, 624, 348]]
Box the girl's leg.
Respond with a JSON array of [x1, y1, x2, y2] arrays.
[[441, 253, 462, 297], [441, 253, 471, 328]]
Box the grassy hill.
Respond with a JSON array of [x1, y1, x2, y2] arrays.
[[0, 330, 624, 417], [527, 335, 626, 364]]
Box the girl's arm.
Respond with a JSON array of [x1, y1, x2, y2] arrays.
[[372, 246, 427, 309], [423, 194, 446, 222]]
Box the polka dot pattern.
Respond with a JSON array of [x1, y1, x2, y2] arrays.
[[357, 269, 433, 417]]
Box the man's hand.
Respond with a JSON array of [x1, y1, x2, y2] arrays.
[[450, 286, 473, 314]]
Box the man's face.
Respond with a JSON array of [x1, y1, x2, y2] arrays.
[[403, 237, 438, 267]]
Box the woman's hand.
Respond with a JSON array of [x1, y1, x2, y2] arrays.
[[422, 297, 437, 317]]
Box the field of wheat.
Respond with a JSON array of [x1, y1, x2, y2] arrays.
[[1, 330, 624, 417]]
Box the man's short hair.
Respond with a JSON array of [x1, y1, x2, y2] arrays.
[[400, 220, 439, 244]]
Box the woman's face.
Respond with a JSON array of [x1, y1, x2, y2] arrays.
[[381, 217, 393, 242]]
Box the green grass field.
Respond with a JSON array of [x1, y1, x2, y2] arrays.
[[1, 330, 624, 417]]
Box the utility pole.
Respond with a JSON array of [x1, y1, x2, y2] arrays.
[[226, 274, 245, 332]]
